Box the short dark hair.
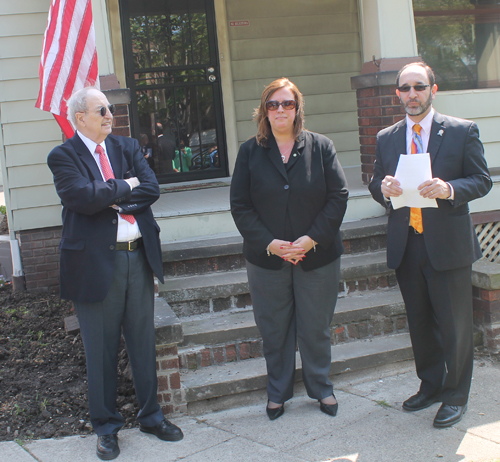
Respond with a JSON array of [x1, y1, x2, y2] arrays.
[[396, 62, 436, 88]]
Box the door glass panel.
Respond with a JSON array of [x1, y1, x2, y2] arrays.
[[124, 0, 226, 183]]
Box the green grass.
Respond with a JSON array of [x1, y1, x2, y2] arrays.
[[375, 399, 391, 408]]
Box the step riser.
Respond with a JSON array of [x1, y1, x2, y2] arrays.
[[163, 232, 388, 275], [162, 270, 398, 318], [179, 339, 264, 370], [163, 253, 246, 279], [182, 334, 414, 409], [179, 304, 408, 370], [168, 293, 251, 318]]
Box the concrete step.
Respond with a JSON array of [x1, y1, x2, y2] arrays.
[[159, 250, 395, 317], [176, 287, 407, 370], [160, 215, 389, 264], [181, 333, 413, 413], [179, 287, 404, 348]]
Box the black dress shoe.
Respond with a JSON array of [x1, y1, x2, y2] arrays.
[[433, 403, 467, 428], [319, 393, 338, 417], [402, 392, 440, 411], [140, 418, 184, 441], [96, 434, 119, 461], [266, 401, 284, 421]]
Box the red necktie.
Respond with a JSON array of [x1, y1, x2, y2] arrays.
[[95, 145, 136, 224], [410, 124, 423, 233]]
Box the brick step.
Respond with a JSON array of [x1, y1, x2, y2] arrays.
[[181, 333, 413, 414], [161, 216, 389, 279], [177, 287, 407, 370], [159, 269, 250, 317], [159, 250, 396, 318]]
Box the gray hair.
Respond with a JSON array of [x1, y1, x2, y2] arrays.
[[66, 86, 99, 127]]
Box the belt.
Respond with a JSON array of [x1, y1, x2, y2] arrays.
[[410, 226, 423, 235], [115, 238, 142, 251]]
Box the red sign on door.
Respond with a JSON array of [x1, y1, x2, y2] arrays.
[[230, 20, 249, 27]]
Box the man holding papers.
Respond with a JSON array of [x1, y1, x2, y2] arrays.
[[369, 62, 491, 428]]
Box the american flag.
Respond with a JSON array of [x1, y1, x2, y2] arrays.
[[36, 0, 99, 138]]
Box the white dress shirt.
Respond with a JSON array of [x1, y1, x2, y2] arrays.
[[404, 108, 454, 200], [76, 131, 141, 242]]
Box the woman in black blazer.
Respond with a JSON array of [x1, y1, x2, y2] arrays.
[[230, 78, 348, 420]]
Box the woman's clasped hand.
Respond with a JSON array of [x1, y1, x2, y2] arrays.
[[268, 236, 316, 264]]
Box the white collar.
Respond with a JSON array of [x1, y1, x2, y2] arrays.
[[76, 131, 106, 155], [406, 107, 434, 134]]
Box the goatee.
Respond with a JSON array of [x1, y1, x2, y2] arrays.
[[402, 93, 433, 116]]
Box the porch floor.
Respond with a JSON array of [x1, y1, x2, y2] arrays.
[[152, 166, 368, 219]]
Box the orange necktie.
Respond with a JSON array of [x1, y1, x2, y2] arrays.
[[410, 124, 423, 233], [96, 145, 136, 224]]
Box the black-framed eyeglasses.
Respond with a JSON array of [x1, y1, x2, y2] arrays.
[[266, 100, 297, 111], [98, 105, 116, 116], [397, 84, 430, 92]]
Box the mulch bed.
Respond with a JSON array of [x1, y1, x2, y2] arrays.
[[0, 286, 138, 441]]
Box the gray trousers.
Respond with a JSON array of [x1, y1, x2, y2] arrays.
[[75, 247, 164, 435], [246, 258, 341, 403]]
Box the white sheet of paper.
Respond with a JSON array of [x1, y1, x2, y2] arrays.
[[390, 153, 438, 210]]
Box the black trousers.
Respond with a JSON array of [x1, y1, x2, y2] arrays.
[[75, 247, 164, 435], [396, 230, 473, 406]]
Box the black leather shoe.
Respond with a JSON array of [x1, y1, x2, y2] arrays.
[[433, 403, 467, 428], [266, 402, 284, 421], [402, 392, 440, 411], [140, 418, 184, 441], [319, 393, 338, 417], [96, 434, 119, 461]]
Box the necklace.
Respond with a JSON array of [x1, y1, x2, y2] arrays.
[[278, 140, 294, 163]]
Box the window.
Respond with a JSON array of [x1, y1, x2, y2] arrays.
[[413, 0, 500, 90]]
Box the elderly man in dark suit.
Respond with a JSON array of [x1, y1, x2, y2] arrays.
[[369, 62, 491, 428], [47, 87, 183, 460]]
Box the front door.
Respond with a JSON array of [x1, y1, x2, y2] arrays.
[[120, 0, 227, 183]]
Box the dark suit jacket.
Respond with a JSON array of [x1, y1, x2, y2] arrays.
[[230, 131, 348, 271], [369, 111, 492, 271], [47, 133, 164, 303]]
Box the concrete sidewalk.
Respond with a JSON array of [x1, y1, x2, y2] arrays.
[[3, 359, 500, 462]]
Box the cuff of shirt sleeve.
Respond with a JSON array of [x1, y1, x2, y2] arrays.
[[446, 182, 455, 201], [124, 178, 134, 191]]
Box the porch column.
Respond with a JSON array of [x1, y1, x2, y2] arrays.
[[353, 0, 420, 184]]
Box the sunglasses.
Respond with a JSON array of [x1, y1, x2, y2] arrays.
[[98, 105, 116, 116], [266, 100, 297, 111], [397, 84, 430, 92]]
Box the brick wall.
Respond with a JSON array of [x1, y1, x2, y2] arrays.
[[156, 344, 186, 415], [18, 226, 62, 293], [109, 103, 130, 137], [351, 70, 406, 185], [473, 284, 500, 353], [356, 85, 405, 185]]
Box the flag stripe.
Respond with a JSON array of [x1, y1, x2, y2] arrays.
[[41, 0, 77, 113], [36, 0, 61, 109], [61, 2, 94, 111], [36, 0, 99, 129]]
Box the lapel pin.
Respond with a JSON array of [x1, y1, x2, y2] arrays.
[[437, 129, 444, 137]]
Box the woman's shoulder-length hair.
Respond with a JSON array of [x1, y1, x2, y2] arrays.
[[253, 77, 305, 146]]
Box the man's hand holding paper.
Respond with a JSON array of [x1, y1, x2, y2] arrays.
[[388, 153, 439, 210]]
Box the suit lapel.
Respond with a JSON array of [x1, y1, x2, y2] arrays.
[[70, 134, 103, 181], [428, 112, 446, 164], [266, 136, 288, 180], [105, 136, 124, 179], [392, 118, 407, 157]]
